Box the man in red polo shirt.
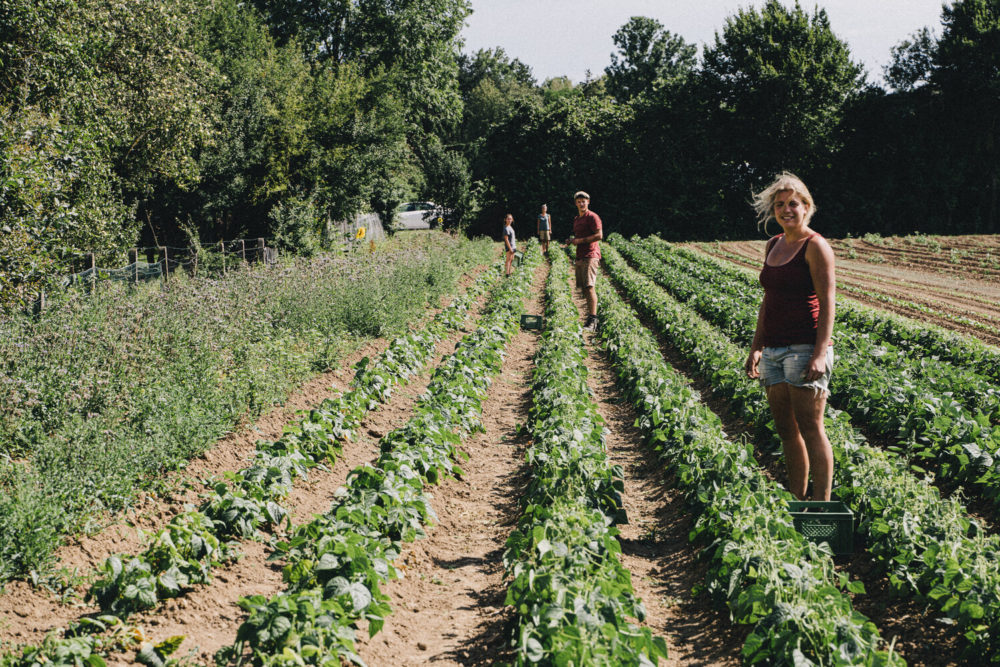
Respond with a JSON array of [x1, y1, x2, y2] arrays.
[[569, 190, 602, 332]]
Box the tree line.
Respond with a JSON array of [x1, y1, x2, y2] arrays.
[[1, 0, 998, 308], [461, 0, 1000, 244]]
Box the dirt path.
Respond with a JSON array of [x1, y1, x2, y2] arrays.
[[693, 240, 1000, 346], [0, 267, 495, 660], [355, 261, 548, 666], [569, 268, 744, 665]]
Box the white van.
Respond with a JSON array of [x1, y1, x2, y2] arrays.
[[395, 202, 438, 230]]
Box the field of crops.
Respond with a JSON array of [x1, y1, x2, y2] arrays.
[[1, 233, 999, 666]]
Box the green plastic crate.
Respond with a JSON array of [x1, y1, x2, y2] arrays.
[[520, 314, 544, 330], [514, 250, 524, 266], [788, 500, 854, 556]]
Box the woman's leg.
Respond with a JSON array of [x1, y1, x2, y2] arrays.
[[766, 382, 809, 499], [788, 385, 833, 501]]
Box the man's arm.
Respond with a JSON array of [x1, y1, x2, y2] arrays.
[[571, 230, 602, 245]]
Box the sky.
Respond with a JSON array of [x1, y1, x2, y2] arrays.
[[461, 0, 948, 85]]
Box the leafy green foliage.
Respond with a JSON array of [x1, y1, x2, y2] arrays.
[[604, 16, 695, 102], [0, 614, 146, 667], [503, 248, 666, 665], [625, 236, 1000, 505], [700, 0, 863, 204], [884, 27, 937, 92], [0, 108, 137, 309], [77, 246, 498, 623]]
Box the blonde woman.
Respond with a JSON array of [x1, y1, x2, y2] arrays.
[[743, 172, 836, 501]]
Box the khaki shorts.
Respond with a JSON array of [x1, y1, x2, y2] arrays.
[[575, 257, 599, 288], [538, 230, 551, 242]]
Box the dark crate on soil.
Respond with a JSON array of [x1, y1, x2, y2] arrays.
[[788, 500, 854, 556], [520, 314, 544, 330]]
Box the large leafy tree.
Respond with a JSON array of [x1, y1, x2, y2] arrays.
[[252, 0, 470, 135], [604, 16, 696, 102], [701, 0, 863, 218], [0, 0, 215, 304], [252, 0, 471, 223], [884, 27, 937, 92], [457, 48, 539, 147]]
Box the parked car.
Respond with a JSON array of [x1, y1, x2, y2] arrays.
[[395, 201, 441, 230]]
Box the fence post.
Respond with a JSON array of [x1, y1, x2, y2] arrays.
[[87, 252, 96, 293], [257, 238, 265, 263], [160, 246, 169, 283], [131, 248, 139, 285], [240, 239, 246, 265], [191, 246, 198, 277], [220, 241, 226, 276]]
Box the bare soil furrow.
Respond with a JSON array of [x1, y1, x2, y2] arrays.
[[354, 260, 547, 667], [567, 268, 743, 665]]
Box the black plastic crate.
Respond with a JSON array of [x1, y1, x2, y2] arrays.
[[520, 314, 544, 330], [788, 500, 854, 556]]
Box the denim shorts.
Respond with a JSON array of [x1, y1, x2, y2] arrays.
[[759, 344, 834, 395]]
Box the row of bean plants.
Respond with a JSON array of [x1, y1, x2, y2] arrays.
[[615, 236, 1000, 511], [0, 234, 495, 583], [592, 248, 900, 665], [213, 242, 541, 666], [502, 248, 667, 665], [0, 262, 502, 666], [85, 264, 501, 618], [602, 242, 1000, 661]]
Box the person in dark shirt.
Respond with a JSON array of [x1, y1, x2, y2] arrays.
[[743, 172, 836, 501], [503, 213, 516, 276], [568, 191, 602, 332]]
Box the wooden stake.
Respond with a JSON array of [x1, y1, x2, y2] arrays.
[[160, 246, 169, 283], [87, 252, 96, 293]]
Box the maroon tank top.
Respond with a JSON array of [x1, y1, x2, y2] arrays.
[[759, 233, 821, 347]]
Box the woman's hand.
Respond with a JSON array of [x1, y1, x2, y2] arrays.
[[744, 349, 762, 379], [802, 353, 827, 382]]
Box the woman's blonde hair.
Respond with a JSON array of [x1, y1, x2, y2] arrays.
[[751, 171, 816, 232]]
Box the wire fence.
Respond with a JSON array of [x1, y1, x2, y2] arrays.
[[63, 237, 277, 288], [30, 213, 388, 312]]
